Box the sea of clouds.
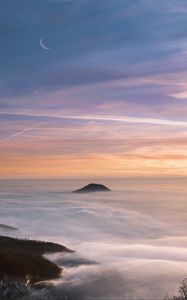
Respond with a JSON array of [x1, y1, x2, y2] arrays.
[[0, 178, 187, 299]]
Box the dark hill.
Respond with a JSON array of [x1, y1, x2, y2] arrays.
[[73, 183, 111, 193], [0, 236, 72, 255], [0, 247, 61, 283], [0, 236, 73, 284]]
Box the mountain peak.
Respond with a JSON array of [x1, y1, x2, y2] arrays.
[[73, 183, 111, 193]]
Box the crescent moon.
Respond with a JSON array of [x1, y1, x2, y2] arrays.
[[40, 38, 50, 50]]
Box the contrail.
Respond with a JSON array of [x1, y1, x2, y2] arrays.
[[1, 111, 187, 127], [63, 114, 187, 127], [0, 122, 41, 143]]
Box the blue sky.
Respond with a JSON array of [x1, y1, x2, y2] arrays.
[[1, 0, 187, 101], [1, 0, 187, 178]]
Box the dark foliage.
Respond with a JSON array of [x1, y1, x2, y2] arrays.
[[165, 278, 187, 300], [0, 236, 73, 283], [0, 247, 61, 282], [0, 236, 72, 254]]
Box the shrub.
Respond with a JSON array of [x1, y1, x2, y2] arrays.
[[165, 278, 187, 300]]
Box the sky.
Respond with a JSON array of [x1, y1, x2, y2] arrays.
[[1, 0, 187, 178]]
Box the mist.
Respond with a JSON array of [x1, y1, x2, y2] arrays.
[[0, 178, 187, 299]]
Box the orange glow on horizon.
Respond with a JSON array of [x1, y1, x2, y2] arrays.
[[1, 153, 187, 179]]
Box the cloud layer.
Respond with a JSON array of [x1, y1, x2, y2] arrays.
[[1, 180, 187, 299]]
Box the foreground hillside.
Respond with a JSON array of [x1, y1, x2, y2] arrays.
[[0, 236, 73, 283]]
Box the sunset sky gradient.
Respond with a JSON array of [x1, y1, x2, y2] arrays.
[[1, 0, 187, 178]]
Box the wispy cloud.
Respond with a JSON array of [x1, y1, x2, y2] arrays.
[[0, 122, 41, 143], [169, 91, 187, 99], [1, 0, 187, 178], [1, 111, 187, 127]]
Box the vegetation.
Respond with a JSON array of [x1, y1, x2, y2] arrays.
[[165, 279, 187, 300], [0, 247, 61, 283], [0, 236, 73, 283], [0, 236, 72, 254]]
